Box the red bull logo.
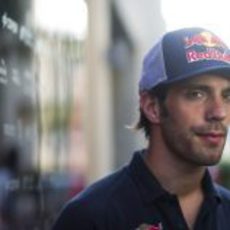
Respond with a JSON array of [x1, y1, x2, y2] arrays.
[[136, 223, 163, 230], [186, 49, 230, 63], [184, 31, 227, 49], [184, 31, 230, 64]]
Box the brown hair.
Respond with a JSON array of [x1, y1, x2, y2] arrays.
[[135, 84, 169, 138]]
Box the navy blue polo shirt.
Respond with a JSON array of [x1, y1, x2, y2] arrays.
[[52, 150, 230, 230]]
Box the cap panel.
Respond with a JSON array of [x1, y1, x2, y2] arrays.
[[139, 39, 168, 91], [163, 28, 230, 82], [162, 28, 202, 81], [139, 27, 230, 91]]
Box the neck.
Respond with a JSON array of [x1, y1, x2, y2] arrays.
[[144, 145, 206, 229], [144, 133, 208, 229], [143, 143, 205, 196]]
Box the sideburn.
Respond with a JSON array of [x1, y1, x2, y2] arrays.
[[150, 84, 171, 119], [158, 99, 169, 118]]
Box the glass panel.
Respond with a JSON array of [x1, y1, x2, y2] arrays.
[[0, 1, 88, 229]]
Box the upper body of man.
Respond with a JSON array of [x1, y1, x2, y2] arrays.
[[52, 27, 230, 230]]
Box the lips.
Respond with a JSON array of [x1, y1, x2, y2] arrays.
[[192, 123, 227, 146], [196, 132, 225, 145]]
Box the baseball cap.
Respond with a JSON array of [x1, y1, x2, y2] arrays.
[[139, 27, 230, 91]]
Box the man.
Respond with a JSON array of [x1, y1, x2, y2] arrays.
[[52, 28, 230, 230]]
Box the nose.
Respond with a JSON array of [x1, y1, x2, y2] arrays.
[[205, 97, 227, 122]]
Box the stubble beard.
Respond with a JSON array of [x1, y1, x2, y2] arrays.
[[159, 105, 227, 167]]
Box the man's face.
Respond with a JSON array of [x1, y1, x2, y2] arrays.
[[159, 74, 230, 167]]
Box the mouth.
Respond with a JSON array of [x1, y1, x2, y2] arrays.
[[196, 132, 226, 145]]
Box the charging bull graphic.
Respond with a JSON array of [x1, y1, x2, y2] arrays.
[[184, 31, 230, 63]]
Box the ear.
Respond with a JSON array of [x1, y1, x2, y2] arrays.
[[139, 92, 161, 124]]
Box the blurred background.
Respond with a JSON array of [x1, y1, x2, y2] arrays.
[[0, 0, 230, 229]]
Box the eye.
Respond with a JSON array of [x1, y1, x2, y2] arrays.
[[185, 90, 205, 100], [223, 90, 230, 102]]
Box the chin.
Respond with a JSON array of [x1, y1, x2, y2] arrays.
[[197, 145, 224, 165], [199, 154, 222, 166]]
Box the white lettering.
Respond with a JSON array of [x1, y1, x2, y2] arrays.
[[2, 12, 18, 34], [186, 49, 230, 64], [19, 26, 33, 48]]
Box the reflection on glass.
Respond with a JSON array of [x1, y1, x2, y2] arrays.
[[0, 0, 88, 229]]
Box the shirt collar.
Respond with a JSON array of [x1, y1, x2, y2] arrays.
[[127, 150, 168, 204], [128, 149, 222, 204], [202, 169, 222, 203]]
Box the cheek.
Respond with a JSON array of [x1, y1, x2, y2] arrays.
[[226, 108, 230, 124], [167, 103, 205, 126]]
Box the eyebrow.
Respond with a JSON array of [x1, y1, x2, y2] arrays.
[[183, 84, 210, 90], [181, 83, 230, 93]]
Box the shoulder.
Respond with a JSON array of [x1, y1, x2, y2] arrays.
[[52, 165, 137, 229]]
